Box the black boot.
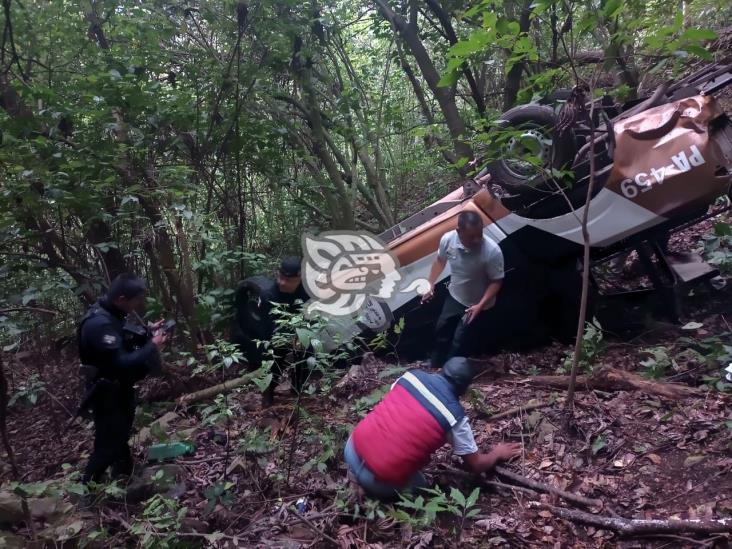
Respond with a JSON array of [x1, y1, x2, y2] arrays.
[[261, 381, 275, 408]]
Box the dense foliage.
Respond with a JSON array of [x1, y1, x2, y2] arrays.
[[0, 0, 728, 346]]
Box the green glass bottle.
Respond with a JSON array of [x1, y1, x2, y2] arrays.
[[146, 441, 195, 462]]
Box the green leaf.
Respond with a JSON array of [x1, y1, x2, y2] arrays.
[[453, 156, 469, 169], [447, 40, 479, 58], [253, 372, 273, 392], [437, 70, 459, 88], [683, 45, 712, 60], [450, 487, 466, 507], [465, 1, 490, 18], [378, 365, 407, 379], [602, 0, 623, 18], [466, 487, 480, 507], [591, 435, 607, 455], [65, 483, 88, 496], [296, 328, 312, 349], [519, 136, 541, 154], [394, 317, 405, 335], [672, 11, 683, 31], [310, 338, 323, 353], [714, 222, 732, 236], [679, 28, 718, 42], [150, 422, 169, 442]]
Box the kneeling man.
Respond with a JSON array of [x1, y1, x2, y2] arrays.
[[344, 357, 520, 500]]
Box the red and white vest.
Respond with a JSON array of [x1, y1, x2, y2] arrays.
[[351, 369, 465, 486]]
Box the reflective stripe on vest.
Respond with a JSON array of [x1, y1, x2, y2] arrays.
[[351, 370, 465, 486], [401, 371, 458, 427]]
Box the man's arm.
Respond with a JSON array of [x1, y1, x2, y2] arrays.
[[114, 341, 159, 370], [422, 256, 447, 302], [88, 320, 162, 376], [464, 279, 502, 324], [448, 418, 521, 473], [461, 443, 522, 474], [464, 245, 505, 323]]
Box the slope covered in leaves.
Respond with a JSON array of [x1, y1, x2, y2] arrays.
[[1, 274, 731, 547]]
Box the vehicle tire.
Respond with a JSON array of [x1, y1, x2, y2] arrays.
[[485, 104, 576, 193], [539, 88, 573, 104]]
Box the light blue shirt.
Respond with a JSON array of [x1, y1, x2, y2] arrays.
[[438, 230, 504, 308], [447, 416, 479, 455]]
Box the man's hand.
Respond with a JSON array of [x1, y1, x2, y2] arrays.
[[461, 441, 523, 473], [474, 172, 491, 187], [421, 285, 435, 303], [150, 318, 165, 330], [152, 330, 169, 347], [490, 442, 522, 462], [463, 304, 482, 324]]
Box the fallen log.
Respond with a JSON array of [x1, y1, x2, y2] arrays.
[[523, 365, 701, 400], [533, 502, 732, 535], [176, 371, 258, 407]]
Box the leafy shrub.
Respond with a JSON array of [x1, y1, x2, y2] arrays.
[[130, 494, 188, 549], [562, 319, 605, 374], [640, 346, 676, 379], [8, 373, 46, 407], [700, 222, 732, 274]]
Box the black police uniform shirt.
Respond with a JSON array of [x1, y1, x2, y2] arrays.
[[234, 276, 309, 342], [78, 298, 159, 385]]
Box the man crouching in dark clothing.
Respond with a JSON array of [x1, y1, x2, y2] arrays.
[[231, 257, 309, 408], [77, 274, 168, 483]]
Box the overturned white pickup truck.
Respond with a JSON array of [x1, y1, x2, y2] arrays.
[[313, 63, 732, 359]]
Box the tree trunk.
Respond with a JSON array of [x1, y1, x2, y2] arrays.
[[373, 0, 473, 167], [297, 58, 355, 229], [423, 0, 486, 114], [503, 0, 534, 110], [137, 193, 197, 337], [85, 216, 127, 279], [602, 0, 639, 97]]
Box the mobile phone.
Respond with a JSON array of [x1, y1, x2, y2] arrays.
[[162, 319, 177, 333]]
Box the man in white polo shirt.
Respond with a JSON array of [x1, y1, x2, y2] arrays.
[[422, 211, 504, 368]]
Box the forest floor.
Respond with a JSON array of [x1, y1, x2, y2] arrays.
[[1, 218, 732, 548]]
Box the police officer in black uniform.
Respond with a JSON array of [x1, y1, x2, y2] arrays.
[[231, 257, 309, 407], [77, 274, 168, 483]]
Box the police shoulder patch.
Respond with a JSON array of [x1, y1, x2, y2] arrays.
[[102, 334, 117, 345]]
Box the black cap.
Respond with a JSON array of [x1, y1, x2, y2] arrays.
[[279, 256, 302, 277], [441, 357, 475, 395], [108, 273, 148, 301]]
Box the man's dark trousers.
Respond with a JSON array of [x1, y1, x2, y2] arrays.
[[262, 346, 309, 404], [83, 382, 136, 482], [430, 294, 486, 368]]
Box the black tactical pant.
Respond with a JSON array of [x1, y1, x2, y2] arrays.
[[235, 332, 309, 406], [262, 347, 309, 406], [83, 381, 136, 483], [430, 294, 487, 369]]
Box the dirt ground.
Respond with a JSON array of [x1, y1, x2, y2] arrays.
[[1, 219, 732, 547]]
